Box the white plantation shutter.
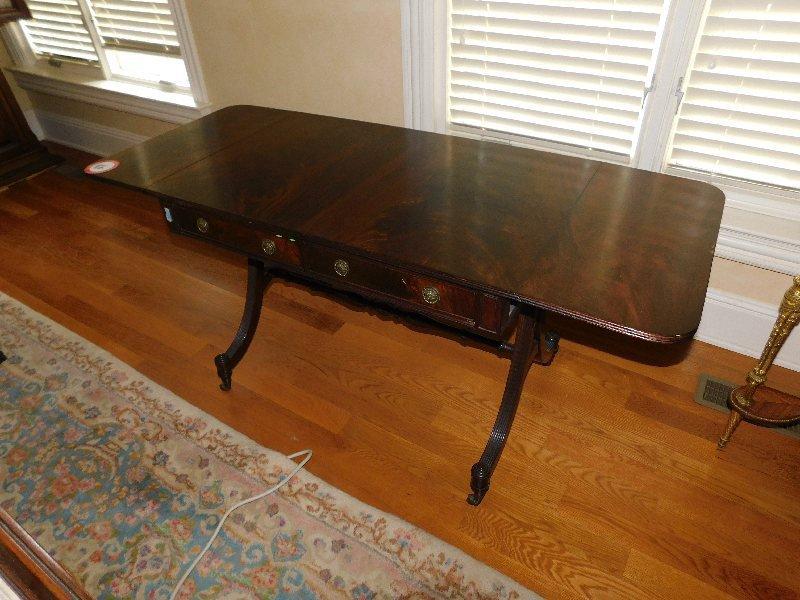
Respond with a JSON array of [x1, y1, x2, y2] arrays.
[[448, 0, 668, 158], [88, 0, 180, 55], [13, 0, 198, 99], [21, 0, 98, 62], [667, 0, 800, 190]]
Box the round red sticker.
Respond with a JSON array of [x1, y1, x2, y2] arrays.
[[84, 159, 120, 175]]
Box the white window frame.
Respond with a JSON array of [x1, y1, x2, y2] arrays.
[[0, 0, 209, 124], [402, 0, 800, 276]]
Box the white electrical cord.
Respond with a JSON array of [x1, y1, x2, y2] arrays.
[[168, 449, 313, 600]]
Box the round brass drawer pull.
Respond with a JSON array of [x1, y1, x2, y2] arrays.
[[196, 217, 209, 233], [333, 259, 349, 277], [422, 286, 441, 305], [262, 239, 277, 255]]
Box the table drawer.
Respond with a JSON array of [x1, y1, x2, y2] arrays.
[[302, 242, 510, 335], [168, 205, 301, 266], [167, 205, 515, 338]]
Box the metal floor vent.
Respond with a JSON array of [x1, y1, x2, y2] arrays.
[[695, 373, 800, 440]]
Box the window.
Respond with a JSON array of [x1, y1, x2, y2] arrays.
[[665, 0, 800, 191], [404, 0, 799, 275], [407, 0, 800, 197], [21, 1, 98, 63], [447, 0, 669, 161], [1, 0, 206, 121], [20, 0, 190, 91]]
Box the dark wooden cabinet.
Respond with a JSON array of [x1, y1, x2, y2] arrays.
[[0, 68, 61, 186], [0, 3, 61, 187]]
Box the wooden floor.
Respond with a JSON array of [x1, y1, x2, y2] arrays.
[[1, 153, 799, 599]]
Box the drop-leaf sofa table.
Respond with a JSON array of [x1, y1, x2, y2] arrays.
[[92, 105, 725, 505]]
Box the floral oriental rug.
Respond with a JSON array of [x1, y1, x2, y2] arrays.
[[0, 292, 537, 599]]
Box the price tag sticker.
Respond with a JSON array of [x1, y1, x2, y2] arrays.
[[84, 159, 120, 175]]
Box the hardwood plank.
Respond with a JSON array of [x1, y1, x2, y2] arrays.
[[623, 549, 735, 600], [0, 197, 38, 219], [559, 483, 798, 599], [459, 505, 655, 599]]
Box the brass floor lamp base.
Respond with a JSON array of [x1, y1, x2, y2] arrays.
[[718, 276, 800, 449], [718, 385, 800, 448]]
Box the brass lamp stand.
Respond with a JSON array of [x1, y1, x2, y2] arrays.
[[718, 275, 800, 449]]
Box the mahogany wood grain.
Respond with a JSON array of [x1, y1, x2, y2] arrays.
[[96, 106, 725, 342], [301, 239, 493, 331], [0, 151, 797, 599], [169, 203, 303, 268]]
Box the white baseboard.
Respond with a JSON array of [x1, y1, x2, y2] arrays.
[[697, 289, 799, 372], [24, 108, 148, 156]]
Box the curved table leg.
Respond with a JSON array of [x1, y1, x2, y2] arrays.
[[468, 309, 540, 506], [215, 258, 270, 391]]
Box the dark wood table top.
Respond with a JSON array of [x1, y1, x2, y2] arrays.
[[97, 105, 724, 343]]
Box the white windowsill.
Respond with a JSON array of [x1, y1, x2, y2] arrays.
[[661, 167, 800, 275], [716, 205, 800, 276], [8, 64, 211, 124]]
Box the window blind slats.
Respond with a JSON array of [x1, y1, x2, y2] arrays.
[[451, 43, 650, 82], [708, 0, 799, 20], [22, 0, 98, 62], [89, 0, 180, 55], [449, 0, 666, 158], [451, 84, 641, 127], [452, 29, 655, 66], [451, 64, 645, 106], [22, 0, 179, 61], [452, 0, 664, 23], [454, 0, 665, 16], [686, 70, 800, 102], [690, 53, 799, 84], [452, 110, 632, 155], [667, 0, 800, 190], [452, 96, 635, 139], [703, 15, 798, 43], [697, 36, 799, 64], [451, 71, 644, 111], [682, 120, 800, 155], [452, 14, 659, 47], [682, 95, 800, 124], [670, 148, 800, 189], [677, 104, 800, 139], [673, 131, 799, 168]]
